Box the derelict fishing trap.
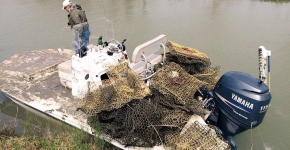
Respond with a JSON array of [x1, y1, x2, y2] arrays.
[[78, 40, 229, 149]]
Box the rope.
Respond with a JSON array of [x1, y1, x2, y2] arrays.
[[251, 122, 253, 150], [257, 127, 268, 149]]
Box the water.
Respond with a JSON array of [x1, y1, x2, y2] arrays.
[[1, 0, 290, 149]]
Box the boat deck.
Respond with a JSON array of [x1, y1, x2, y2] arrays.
[[0, 49, 89, 137], [1, 49, 82, 111]]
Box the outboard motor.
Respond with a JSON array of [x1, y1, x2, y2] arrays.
[[205, 71, 271, 149]]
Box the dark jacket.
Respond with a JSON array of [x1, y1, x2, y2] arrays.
[[67, 3, 88, 28]]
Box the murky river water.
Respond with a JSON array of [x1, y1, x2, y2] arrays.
[[1, 0, 290, 149]]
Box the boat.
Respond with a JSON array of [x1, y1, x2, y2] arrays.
[[0, 18, 272, 150]]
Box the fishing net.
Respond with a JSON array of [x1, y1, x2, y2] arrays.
[[164, 40, 220, 90], [166, 40, 211, 66], [90, 99, 164, 147], [193, 66, 221, 90], [78, 62, 150, 116], [79, 41, 228, 149], [151, 62, 207, 106], [165, 121, 229, 150]]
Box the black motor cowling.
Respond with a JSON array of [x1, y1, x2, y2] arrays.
[[207, 71, 271, 149]]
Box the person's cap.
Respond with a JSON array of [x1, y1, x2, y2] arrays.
[[62, 0, 72, 10]]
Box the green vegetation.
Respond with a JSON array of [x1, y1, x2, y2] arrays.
[[0, 112, 119, 150], [256, 0, 290, 3]]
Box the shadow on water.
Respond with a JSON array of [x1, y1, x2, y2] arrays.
[[0, 92, 62, 136]]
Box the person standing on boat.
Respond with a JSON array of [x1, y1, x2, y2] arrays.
[[62, 0, 90, 54]]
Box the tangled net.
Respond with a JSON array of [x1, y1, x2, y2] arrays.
[[78, 62, 150, 116], [151, 62, 207, 107], [166, 40, 211, 66], [165, 121, 229, 150], [165, 41, 220, 90], [78, 41, 229, 149]]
